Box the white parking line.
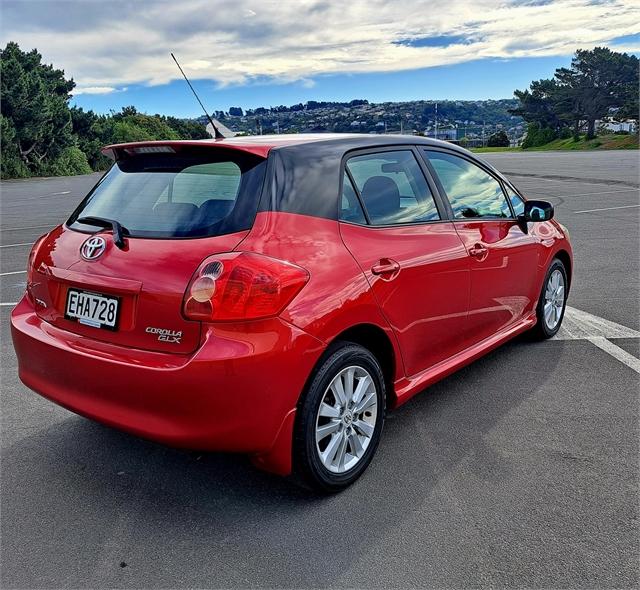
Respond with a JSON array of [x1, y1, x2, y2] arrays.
[[555, 306, 640, 374], [0, 242, 33, 249], [0, 302, 17, 307], [551, 188, 639, 199], [557, 306, 640, 340], [574, 204, 640, 214], [2, 224, 53, 231], [588, 337, 640, 374], [0, 270, 26, 276]]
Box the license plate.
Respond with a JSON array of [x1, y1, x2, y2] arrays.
[[65, 288, 120, 330]]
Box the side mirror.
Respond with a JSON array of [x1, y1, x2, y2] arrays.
[[523, 200, 554, 222]]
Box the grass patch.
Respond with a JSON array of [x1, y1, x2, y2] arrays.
[[471, 146, 519, 153], [472, 133, 638, 153]]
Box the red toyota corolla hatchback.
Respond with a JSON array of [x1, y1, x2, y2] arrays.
[[11, 134, 572, 491]]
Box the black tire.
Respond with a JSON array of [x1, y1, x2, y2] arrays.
[[293, 342, 386, 493], [529, 258, 568, 340]]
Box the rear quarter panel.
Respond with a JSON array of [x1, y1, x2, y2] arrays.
[[238, 211, 404, 379]]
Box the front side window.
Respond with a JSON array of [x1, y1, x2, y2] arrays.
[[67, 149, 266, 238], [424, 150, 512, 220], [505, 187, 525, 216], [346, 150, 440, 225]]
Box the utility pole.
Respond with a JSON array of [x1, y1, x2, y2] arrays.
[[434, 102, 438, 139]]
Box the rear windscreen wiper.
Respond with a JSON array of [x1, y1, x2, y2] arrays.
[[78, 216, 129, 250]]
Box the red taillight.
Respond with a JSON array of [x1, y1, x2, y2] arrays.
[[183, 252, 309, 322]]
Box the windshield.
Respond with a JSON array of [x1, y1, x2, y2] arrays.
[[67, 149, 267, 238]]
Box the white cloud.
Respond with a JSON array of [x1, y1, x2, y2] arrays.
[[73, 86, 118, 95], [2, 0, 638, 89]]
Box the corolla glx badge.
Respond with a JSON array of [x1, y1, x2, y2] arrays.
[[80, 236, 107, 261], [146, 326, 183, 344]]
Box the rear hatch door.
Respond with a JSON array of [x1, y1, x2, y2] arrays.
[[29, 145, 267, 354]]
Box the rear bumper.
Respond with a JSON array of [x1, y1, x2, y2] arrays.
[[10, 296, 324, 474]]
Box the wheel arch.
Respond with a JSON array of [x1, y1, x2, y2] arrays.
[[554, 249, 572, 289], [328, 323, 397, 406]]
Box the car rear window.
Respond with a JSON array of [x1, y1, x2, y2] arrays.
[[67, 149, 267, 238]]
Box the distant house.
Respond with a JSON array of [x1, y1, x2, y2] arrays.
[[425, 128, 458, 141], [597, 119, 637, 133]]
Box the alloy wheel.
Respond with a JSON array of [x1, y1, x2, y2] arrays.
[[543, 268, 565, 330], [314, 365, 378, 474]]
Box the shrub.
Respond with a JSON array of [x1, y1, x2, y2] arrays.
[[522, 123, 558, 148], [39, 146, 92, 177], [487, 130, 510, 147]]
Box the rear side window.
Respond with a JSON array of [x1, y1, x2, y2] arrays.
[[424, 150, 511, 219], [345, 150, 440, 225], [67, 149, 266, 238], [339, 172, 367, 224]]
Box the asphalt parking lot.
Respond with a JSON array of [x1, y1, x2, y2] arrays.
[[1, 150, 638, 589]]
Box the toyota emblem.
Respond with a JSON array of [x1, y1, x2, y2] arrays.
[[81, 236, 107, 261]]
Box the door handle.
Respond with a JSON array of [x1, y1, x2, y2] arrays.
[[371, 258, 401, 277], [468, 243, 489, 260]]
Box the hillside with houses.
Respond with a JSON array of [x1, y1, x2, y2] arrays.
[[205, 99, 525, 146]]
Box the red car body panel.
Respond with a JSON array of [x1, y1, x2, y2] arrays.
[[12, 296, 324, 472], [340, 221, 471, 376], [11, 135, 573, 476], [453, 219, 541, 342]]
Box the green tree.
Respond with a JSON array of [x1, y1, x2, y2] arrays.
[[1, 42, 79, 176], [511, 79, 563, 132], [513, 47, 639, 140], [70, 107, 112, 170], [165, 116, 209, 139], [1, 114, 29, 177], [556, 47, 639, 138]]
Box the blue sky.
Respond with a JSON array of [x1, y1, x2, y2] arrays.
[[71, 56, 575, 116], [2, 0, 638, 117]]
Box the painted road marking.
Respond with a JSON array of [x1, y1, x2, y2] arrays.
[[550, 188, 639, 199], [0, 242, 33, 249], [556, 306, 640, 340], [588, 337, 640, 374], [2, 224, 54, 231], [555, 306, 639, 374], [0, 270, 26, 276], [33, 191, 72, 198], [0, 302, 17, 307], [574, 204, 640, 214]]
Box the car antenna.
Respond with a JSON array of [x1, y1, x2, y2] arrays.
[[170, 52, 225, 139]]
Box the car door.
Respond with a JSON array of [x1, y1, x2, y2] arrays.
[[422, 149, 540, 344], [339, 147, 471, 378]]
